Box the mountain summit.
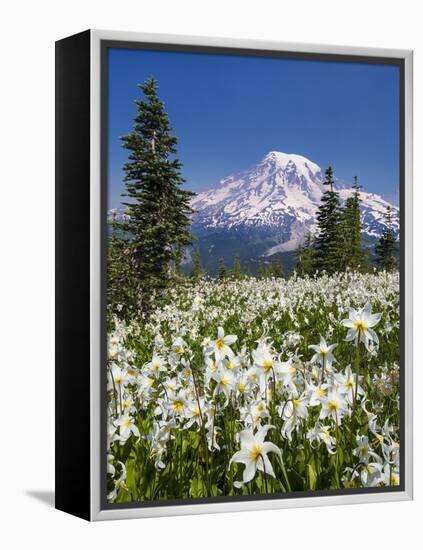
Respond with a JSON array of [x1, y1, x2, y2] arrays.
[[191, 151, 399, 256]]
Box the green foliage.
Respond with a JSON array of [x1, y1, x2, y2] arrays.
[[112, 77, 195, 314], [375, 206, 398, 271], [257, 261, 273, 279], [339, 177, 368, 272], [295, 232, 314, 277], [190, 248, 204, 281], [313, 166, 344, 274], [243, 260, 252, 277], [230, 254, 243, 279], [107, 215, 138, 320], [271, 256, 284, 278], [217, 257, 227, 279], [298, 170, 372, 277]]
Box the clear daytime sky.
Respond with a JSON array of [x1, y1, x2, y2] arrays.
[[107, 47, 400, 209]]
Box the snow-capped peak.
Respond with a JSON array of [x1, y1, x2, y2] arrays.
[[191, 151, 399, 254], [261, 151, 322, 178]]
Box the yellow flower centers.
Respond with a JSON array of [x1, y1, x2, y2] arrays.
[[249, 444, 263, 461], [328, 399, 339, 412], [390, 473, 400, 486], [172, 399, 184, 412], [353, 319, 368, 332], [345, 378, 354, 390], [216, 338, 225, 350], [220, 375, 230, 387], [114, 478, 126, 488], [262, 360, 273, 372], [106, 276, 399, 503]]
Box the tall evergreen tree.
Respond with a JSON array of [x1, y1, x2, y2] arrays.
[[340, 176, 368, 271], [107, 213, 137, 320], [375, 206, 398, 271], [271, 256, 284, 278], [217, 257, 227, 280], [313, 166, 343, 274], [257, 262, 273, 279], [119, 77, 195, 311], [256, 262, 265, 279], [266, 264, 274, 278], [231, 254, 243, 279], [295, 232, 314, 277], [190, 248, 204, 280], [243, 260, 252, 278]]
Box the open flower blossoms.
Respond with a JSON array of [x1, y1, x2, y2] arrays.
[[106, 271, 400, 502]]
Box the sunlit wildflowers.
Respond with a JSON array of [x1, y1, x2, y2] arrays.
[[106, 270, 400, 502]]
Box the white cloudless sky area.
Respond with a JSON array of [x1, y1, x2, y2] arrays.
[[0, 0, 421, 548]]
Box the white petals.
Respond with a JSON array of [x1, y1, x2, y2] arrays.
[[106, 271, 399, 502]]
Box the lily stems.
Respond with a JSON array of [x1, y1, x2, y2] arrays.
[[351, 343, 361, 448], [191, 369, 212, 495]]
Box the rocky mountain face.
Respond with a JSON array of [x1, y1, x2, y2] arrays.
[[109, 151, 399, 274], [189, 152, 398, 272]]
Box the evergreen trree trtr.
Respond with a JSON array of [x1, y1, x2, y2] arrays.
[[116, 77, 195, 312], [375, 205, 398, 271], [295, 232, 314, 277], [297, 167, 368, 276], [314, 166, 344, 274], [339, 176, 368, 272], [190, 249, 204, 281]]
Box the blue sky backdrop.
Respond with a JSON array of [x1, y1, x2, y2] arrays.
[[107, 47, 400, 208]]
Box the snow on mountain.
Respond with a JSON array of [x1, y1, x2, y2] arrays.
[[192, 152, 323, 228], [191, 151, 399, 256]]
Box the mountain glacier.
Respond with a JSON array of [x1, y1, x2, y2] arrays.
[[108, 151, 399, 274], [191, 151, 399, 257]]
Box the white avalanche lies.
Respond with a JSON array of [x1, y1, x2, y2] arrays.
[[341, 303, 382, 351], [210, 326, 237, 361], [230, 425, 281, 487], [309, 336, 337, 367]]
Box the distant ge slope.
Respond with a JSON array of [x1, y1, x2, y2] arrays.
[[190, 151, 399, 270], [108, 151, 399, 275]]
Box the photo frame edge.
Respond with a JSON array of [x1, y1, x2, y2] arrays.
[[86, 29, 413, 521]]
